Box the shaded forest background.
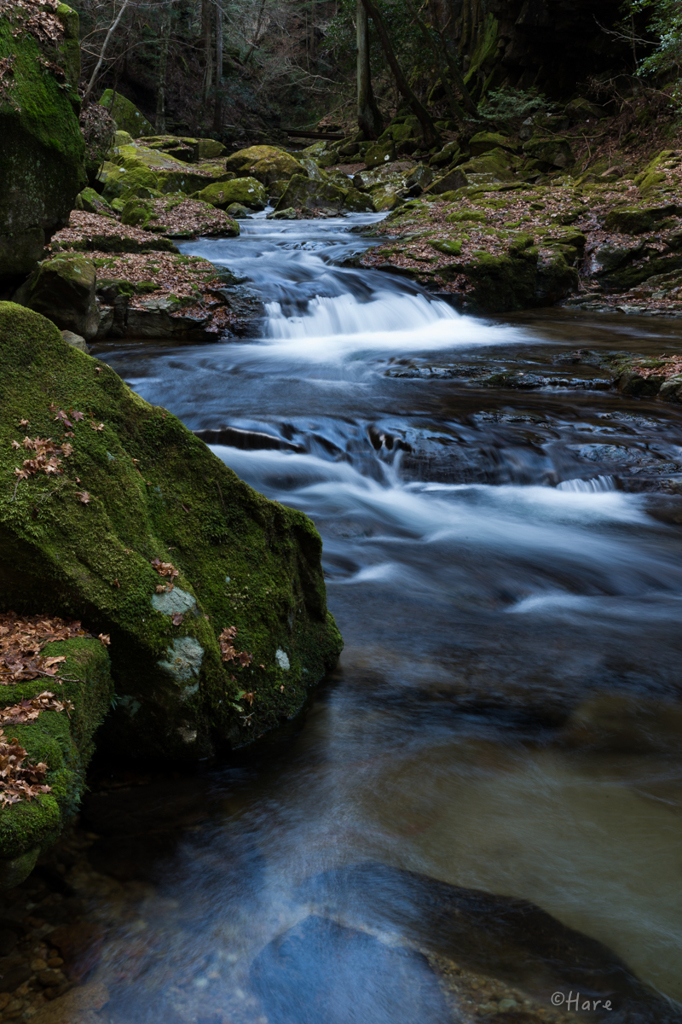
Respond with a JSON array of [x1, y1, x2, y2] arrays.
[[70, 0, 682, 145]]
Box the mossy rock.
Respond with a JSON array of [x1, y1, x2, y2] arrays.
[[458, 149, 516, 182], [604, 204, 680, 235], [75, 187, 115, 218], [0, 636, 112, 883], [120, 198, 153, 228], [274, 175, 372, 215], [469, 131, 517, 156], [225, 146, 305, 185], [371, 188, 405, 213], [0, 304, 343, 759], [427, 168, 468, 195], [99, 90, 154, 138], [0, 2, 86, 284], [197, 178, 267, 211], [14, 255, 99, 340], [522, 137, 574, 170], [100, 160, 159, 202], [429, 141, 461, 168], [364, 141, 397, 170]]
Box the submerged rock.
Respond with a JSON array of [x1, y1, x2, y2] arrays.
[[0, 304, 342, 759], [0, 1, 85, 286]]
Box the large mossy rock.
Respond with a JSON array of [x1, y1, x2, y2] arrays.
[[99, 90, 154, 138], [225, 145, 306, 185], [0, 637, 112, 887], [14, 254, 100, 340], [275, 174, 374, 215], [0, 305, 342, 758], [0, 1, 86, 286], [197, 178, 267, 210]]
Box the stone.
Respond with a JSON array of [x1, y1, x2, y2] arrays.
[[562, 694, 682, 752], [60, 330, 88, 353], [427, 168, 468, 194], [0, 636, 112, 884], [226, 203, 250, 217], [0, 304, 342, 760], [564, 97, 607, 121], [28, 981, 108, 1024], [98, 90, 154, 138], [197, 138, 226, 159], [75, 188, 115, 218], [429, 141, 461, 168], [469, 131, 517, 156], [251, 916, 451, 1024], [0, 2, 86, 285], [225, 145, 305, 184], [364, 141, 397, 169], [404, 164, 434, 192], [196, 178, 267, 210], [604, 204, 680, 235], [274, 175, 373, 215], [14, 255, 99, 341], [458, 148, 516, 182], [522, 136, 574, 169]]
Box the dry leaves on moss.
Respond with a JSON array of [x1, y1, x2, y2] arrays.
[[0, 732, 50, 807], [218, 626, 253, 668], [0, 691, 73, 726], [0, 612, 87, 686], [151, 557, 179, 591]]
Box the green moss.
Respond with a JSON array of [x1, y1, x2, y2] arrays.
[[0, 304, 342, 760], [0, 636, 112, 870], [0, 4, 85, 281], [99, 90, 154, 138]]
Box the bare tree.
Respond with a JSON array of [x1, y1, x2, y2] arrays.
[[356, 0, 382, 138], [155, 0, 172, 131], [83, 0, 132, 102], [359, 0, 439, 145]]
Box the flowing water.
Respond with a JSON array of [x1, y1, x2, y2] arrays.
[[88, 213, 682, 1023]]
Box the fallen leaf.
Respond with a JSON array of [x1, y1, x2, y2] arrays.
[[98, 634, 111, 646], [112, 579, 120, 588], [72, 410, 84, 422], [75, 490, 91, 504], [18, 419, 29, 427], [171, 612, 183, 626]]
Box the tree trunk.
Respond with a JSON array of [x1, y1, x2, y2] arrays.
[[202, 0, 213, 106], [213, 0, 223, 131], [428, 0, 478, 117], [83, 0, 131, 102], [359, 0, 439, 146], [155, 2, 171, 132], [356, 0, 382, 138]]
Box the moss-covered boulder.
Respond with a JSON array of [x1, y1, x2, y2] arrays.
[[14, 255, 99, 340], [197, 178, 267, 210], [0, 1, 86, 285], [364, 141, 397, 169], [99, 90, 154, 138], [469, 131, 517, 156], [604, 204, 680, 235], [0, 635, 112, 886], [0, 304, 342, 758], [225, 145, 305, 185], [275, 174, 374, 215], [522, 137, 574, 170], [75, 186, 116, 218], [427, 168, 468, 195]]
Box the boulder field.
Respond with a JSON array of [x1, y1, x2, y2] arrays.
[[0, 303, 342, 880]]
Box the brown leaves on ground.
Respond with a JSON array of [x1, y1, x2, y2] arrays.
[[148, 198, 234, 238], [0, 731, 50, 807], [151, 557, 179, 591], [50, 211, 158, 251], [0, 0, 65, 48], [0, 612, 87, 686], [75, 490, 91, 504], [631, 355, 682, 379], [218, 626, 253, 668], [98, 633, 111, 646], [0, 691, 73, 727]]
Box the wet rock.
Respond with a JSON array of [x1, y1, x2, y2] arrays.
[[250, 915, 451, 1024], [60, 330, 88, 353], [561, 694, 682, 752], [275, 174, 373, 215], [522, 137, 574, 170], [0, 304, 342, 759], [49, 924, 104, 983], [297, 863, 674, 1019]]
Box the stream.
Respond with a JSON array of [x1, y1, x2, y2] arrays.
[[88, 212, 682, 1024]]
